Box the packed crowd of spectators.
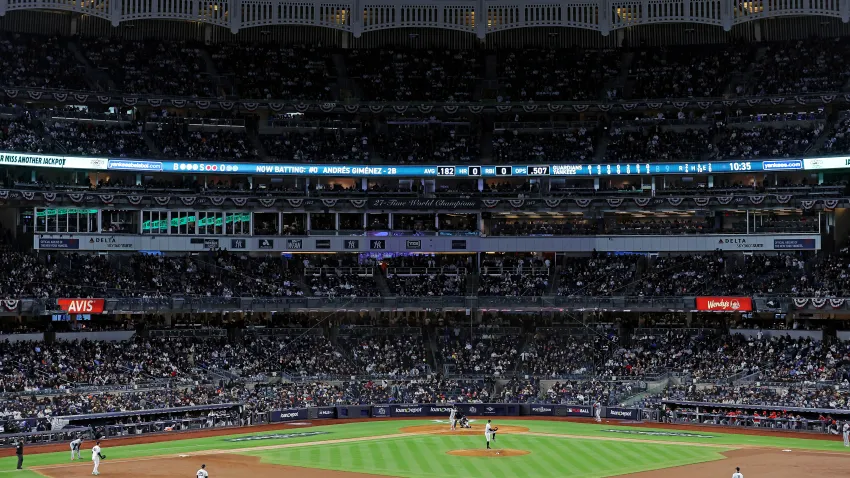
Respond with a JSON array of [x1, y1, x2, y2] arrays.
[[629, 45, 752, 98], [488, 219, 600, 236], [261, 129, 370, 163], [519, 332, 612, 377], [440, 334, 520, 377], [385, 272, 465, 296], [608, 218, 713, 235], [338, 333, 430, 377], [558, 254, 638, 296], [605, 127, 713, 163], [478, 272, 548, 296], [715, 123, 823, 159], [348, 49, 481, 102], [638, 253, 804, 297], [152, 128, 259, 161], [211, 44, 333, 100], [0, 33, 86, 90], [500, 377, 634, 406], [745, 37, 850, 95], [79, 38, 215, 97], [651, 384, 850, 410], [307, 271, 379, 298], [491, 128, 595, 163], [496, 49, 621, 102], [0, 251, 303, 299], [792, 248, 850, 297], [375, 123, 480, 163], [820, 113, 850, 153], [47, 121, 149, 157], [0, 116, 52, 153]]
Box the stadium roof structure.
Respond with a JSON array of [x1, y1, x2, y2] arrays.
[[5, 0, 843, 36]]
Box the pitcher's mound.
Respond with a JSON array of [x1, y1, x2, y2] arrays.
[[400, 425, 529, 435], [447, 449, 530, 457]]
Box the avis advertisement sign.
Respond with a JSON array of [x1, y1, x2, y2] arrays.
[[695, 297, 752, 312], [58, 298, 105, 314]]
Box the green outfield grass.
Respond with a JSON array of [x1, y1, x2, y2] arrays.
[[0, 419, 846, 477], [246, 433, 728, 478]]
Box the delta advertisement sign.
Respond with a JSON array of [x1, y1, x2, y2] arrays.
[[57, 298, 105, 314], [695, 297, 753, 312]]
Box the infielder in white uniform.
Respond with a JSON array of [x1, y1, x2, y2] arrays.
[[449, 406, 457, 431], [594, 402, 602, 423], [91, 441, 104, 476], [70, 438, 83, 461], [843, 422, 850, 447], [197, 464, 209, 477], [732, 466, 743, 478]]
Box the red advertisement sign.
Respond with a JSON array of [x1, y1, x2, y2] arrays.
[[58, 298, 105, 314], [695, 297, 752, 312]]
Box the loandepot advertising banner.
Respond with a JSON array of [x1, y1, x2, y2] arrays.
[[0, 152, 107, 170]]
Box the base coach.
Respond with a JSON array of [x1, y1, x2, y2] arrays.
[[15, 439, 23, 470]]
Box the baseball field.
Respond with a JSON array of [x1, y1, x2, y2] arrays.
[[3, 418, 849, 477]]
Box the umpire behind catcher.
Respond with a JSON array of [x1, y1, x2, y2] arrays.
[[15, 438, 23, 469]]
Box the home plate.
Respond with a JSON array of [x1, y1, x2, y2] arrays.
[[179, 454, 190, 457], [782, 449, 793, 452]]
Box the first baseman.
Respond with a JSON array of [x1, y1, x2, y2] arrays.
[[594, 401, 602, 423], [197, 463, 209, 477], [70, 437, 83, 461], [92, 440, 104, 475], [843, 422, 849, 447], [732, 466, 743, 478]]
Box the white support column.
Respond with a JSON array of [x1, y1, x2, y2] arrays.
[[351, 0, 363, 37], [230, 0, 241, 34], [335, 213, 340, 231], [598, 0, 611, 36], [843, 0, 850, 22], [307, 213, 312, 232], [110, 0, 121, 26], [721, 0, 733, 31], [475, 0, 487, 39]]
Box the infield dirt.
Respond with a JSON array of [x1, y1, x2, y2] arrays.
[[622, 448, 850, 478]]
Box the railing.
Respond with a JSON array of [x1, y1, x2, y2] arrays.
[[338, 326, 422, 337], [387, 267, 466, 276], [149, 328, 227, 338], [243, 327, 324, 337], [304, 267, 374, 277], [8, 295, 850, 315]]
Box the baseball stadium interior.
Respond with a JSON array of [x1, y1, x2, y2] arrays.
[[0, 2, 850, 475]]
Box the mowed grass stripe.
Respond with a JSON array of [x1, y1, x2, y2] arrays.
[[386, 438, 411, 474], [403, 437, 436, 476], [564, 439, 604, 475]]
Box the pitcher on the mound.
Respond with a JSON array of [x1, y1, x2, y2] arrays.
[[484, 420, 498, 449]]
